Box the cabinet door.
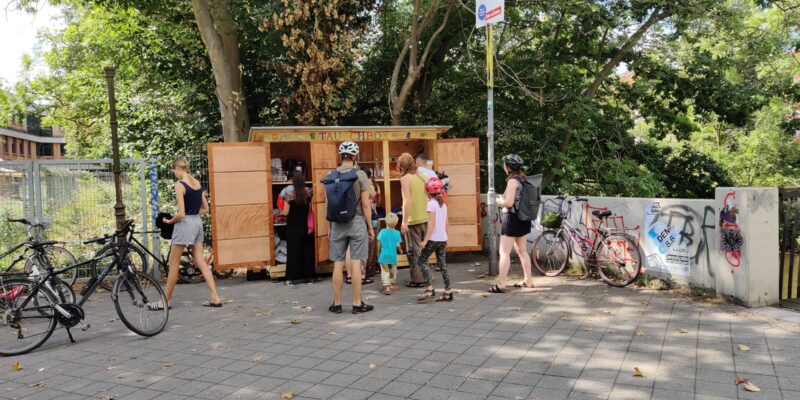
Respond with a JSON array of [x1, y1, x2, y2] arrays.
[[311, 143, 338, 265], [435, 138, 481, 251], [208, 143, 273, 271]]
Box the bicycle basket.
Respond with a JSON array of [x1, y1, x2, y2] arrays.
[[541, 212, 564, 229]]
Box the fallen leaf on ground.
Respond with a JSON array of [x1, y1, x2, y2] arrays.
[[196, 335, 203, 338], [223, 299, 234, 304], [369, 364, 376, 369], [448, 309, 455, 313], [477, 274, 488, 279], [601, 310, 611, 315], [633, 367, 644, 377], [327, 332, 337, 336], [290, 320, 301, 325], [26, 382, 45, 388], [581, 327, 594, 332], [105, 366, 116, 371], [281, 391, 294, 399], [162, 363, 172, 369], [11, 362, 21, 372], [635, 330, 646, 336], [511, 307, 523, 311], [743, 382, 761, 392], [735, 376, 750, 384], [37, 368, 44, 372], [301, 306, 314, 313], [471, 312, 481, 316], [674, 328, 689, 334], [253, 356, 267, 362], [530, 313, 541, 319], [560, 316, 571, 321], [737, 344, 751, 352], [291, 301, 299, 304], [481, 293, 490, 298], [280, 300, 290, 304]]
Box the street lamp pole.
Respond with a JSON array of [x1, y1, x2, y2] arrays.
[[104, 66, 127, 242]]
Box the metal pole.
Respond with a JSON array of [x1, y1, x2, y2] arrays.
[[486, 24, 498, 276], [104, 66, 127, 243]]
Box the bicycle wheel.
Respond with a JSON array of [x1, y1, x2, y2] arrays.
[[113, 271, 168, 337], [531, 230, 570, 276], [596, 233, 642, 287], [24, 246, 78, 286], [0, 278, 58, 356], [93, 243, 149, 291]]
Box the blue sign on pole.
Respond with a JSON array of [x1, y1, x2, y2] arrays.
[[478, 4, 487, 20]]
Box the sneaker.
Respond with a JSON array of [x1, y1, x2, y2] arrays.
[[328, 304, 343, 314], [352, 302, 374, 314], [284, 280, 294, 287]]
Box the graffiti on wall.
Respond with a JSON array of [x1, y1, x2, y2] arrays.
[[720, 191, 744, 274], [642, 202, 716, 278]]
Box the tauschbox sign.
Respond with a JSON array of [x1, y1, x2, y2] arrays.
[[476, 0, 504, 28]]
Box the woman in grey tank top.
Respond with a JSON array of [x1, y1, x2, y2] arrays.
[[151, 158, 222, 310]]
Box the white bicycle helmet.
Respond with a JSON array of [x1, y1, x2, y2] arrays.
[[339, 141, 359, 156]]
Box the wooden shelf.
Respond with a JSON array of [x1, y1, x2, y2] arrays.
[[272, 181, 312, 185]]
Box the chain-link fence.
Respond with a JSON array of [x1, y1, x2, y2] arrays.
[[0, 159, 150, 278]]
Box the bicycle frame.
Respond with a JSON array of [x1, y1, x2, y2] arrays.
[[0, 242, 29, 274]]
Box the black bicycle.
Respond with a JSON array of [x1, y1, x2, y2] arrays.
[[0, 220, 169, 356], [1, 218, 78, 286]]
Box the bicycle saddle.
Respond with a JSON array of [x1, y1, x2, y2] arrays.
[[592, 210, 613, 219]]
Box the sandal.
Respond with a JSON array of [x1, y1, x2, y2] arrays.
[[362, 278, 374, 285], [405, 281, 426, 288], [488, 284, 509, 293], [345, 277, 352, 285], [147, 301, 171, 311], [513, 281, 534, 288], [203, 301, 222, 308], [417, 288, 436, 302], [383, 286, 392, 295], [329, 304, 343, 314], [435, 292, 453, 302]]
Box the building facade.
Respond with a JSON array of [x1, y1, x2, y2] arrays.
[[1, 115, 67, 160]]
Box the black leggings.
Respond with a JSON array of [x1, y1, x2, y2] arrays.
[[417, 241, 449, 290]]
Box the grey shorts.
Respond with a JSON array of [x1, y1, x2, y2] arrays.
[[329, 215, 368, 262], [171, 215, 204, 245]]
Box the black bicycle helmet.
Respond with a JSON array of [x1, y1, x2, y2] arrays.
[[502, 154, 524, 171]]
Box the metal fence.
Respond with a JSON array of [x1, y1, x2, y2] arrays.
[[0, 159, 150, 278]]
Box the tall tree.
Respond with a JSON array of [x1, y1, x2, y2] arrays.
[[269, 0, 375, 125], [190, 0, 249, 142], [388, 0, 456, 125]]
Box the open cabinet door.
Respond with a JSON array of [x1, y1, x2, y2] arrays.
[[311, 142, 339, 267], [435, 138, 481, 251], [208, 143, 273, 271]]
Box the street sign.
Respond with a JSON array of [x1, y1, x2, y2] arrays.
[[476, 0, 504, 28]]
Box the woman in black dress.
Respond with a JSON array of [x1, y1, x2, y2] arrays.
[[281, 170, 316, 285]]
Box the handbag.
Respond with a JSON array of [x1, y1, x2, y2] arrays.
[[307, 205, 315, 235]]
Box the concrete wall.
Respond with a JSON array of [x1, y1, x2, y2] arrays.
[[479, 187, 780, 307]]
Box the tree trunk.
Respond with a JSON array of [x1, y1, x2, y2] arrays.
[[542, 9, 669, 189], [191, 0, 250, 142], [388, 2, 453, 126]]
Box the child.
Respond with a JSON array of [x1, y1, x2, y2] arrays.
[[416, 177, 452, 302], [376, 213, 402, 295]]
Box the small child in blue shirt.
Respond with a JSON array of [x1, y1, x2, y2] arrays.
[[376, 213, 403, 295]]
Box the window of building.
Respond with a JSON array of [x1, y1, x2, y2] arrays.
[[37, 143, 53, 158]]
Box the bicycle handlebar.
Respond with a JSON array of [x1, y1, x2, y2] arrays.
[[575, 197, 589, 202]]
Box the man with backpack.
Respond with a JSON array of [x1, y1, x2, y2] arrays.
[[488, 154, 538, 293], [321, 141, 375, 314]]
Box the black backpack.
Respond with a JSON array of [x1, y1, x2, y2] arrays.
[[514, 174, 542, 222], [321, 169, 359, 223]]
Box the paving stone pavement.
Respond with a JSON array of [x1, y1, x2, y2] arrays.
[[1, 254, 799, 400]]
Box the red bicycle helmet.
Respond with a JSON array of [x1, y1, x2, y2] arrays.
[[424, 177, 444, 195]]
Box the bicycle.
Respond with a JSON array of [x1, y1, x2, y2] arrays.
[[0, 220, 169, 356], [531, 196, 643, 287], [1, 218, 78, 286]]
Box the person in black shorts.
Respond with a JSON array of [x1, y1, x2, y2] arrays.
[[489, 154, 535, 293]]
